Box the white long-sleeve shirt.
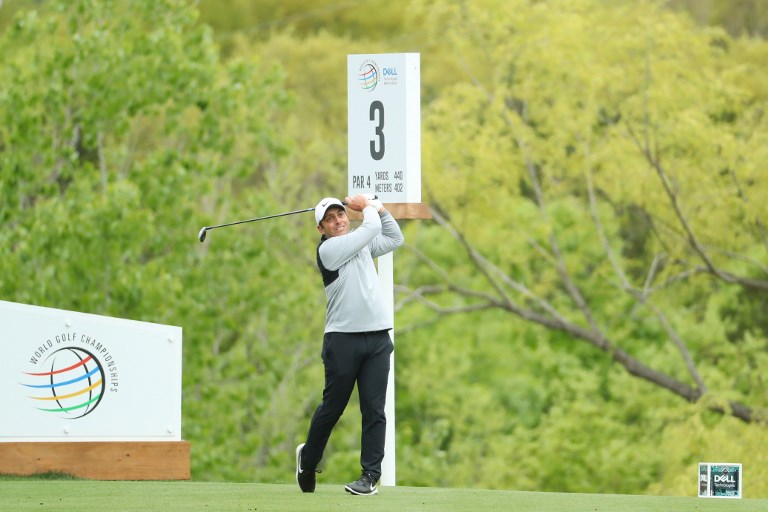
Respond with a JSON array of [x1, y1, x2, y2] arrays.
[[316, 206, 404, 333]]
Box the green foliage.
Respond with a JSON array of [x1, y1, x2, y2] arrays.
[[395, 0, 768, 496], [396, 307, 672, 493], [197, 0, 412, 54], [0, 0, 310, 484], [647, 409, 768, 497]]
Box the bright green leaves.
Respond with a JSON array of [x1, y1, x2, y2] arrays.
[[0, 1, 297, 485], [395, 0, 768, 495]]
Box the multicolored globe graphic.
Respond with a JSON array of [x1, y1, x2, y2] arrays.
[[21, 347, 105, 418], [358, 63, 379, 91]]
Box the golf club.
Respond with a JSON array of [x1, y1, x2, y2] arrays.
[[197, 196, 377, 243]]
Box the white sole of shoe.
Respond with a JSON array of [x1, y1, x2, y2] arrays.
[[344, 485, 378, 496], [295, 443, 304, 486]]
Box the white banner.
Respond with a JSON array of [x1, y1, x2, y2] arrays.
[[0, 300, 182, 441]]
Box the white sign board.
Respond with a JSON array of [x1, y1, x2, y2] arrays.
[[348, 52, 421, 202], [0, 300, 182, 441]]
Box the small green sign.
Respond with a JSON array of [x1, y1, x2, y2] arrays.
[[698, 462, 742, 499]]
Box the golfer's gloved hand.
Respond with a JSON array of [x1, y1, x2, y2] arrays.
[[363, 193, 384, 212]]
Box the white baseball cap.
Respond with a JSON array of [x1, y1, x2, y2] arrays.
[[314, 197, 345, 225]]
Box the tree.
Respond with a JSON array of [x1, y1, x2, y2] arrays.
[[397, 0, 767, 422], [0, 0, 319, 482]]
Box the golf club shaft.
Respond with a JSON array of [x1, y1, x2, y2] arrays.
[[204, 206, 316, 231], [198, 196, 378, 242]]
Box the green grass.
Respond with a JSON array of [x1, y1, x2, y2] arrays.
[[0, 480, 766, 512]]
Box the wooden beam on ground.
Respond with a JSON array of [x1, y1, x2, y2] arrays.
[[0, 441, 191, 480]]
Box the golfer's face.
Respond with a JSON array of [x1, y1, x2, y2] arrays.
[[318, 207, 349, 237]]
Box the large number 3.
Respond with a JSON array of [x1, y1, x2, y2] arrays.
[[369, 101, 385, 160]]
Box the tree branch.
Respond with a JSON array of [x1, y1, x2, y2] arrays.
[[626, 123, 768, 292], [429, 203, 518, 312], [582, 146, 707, 391], [402, 276, 761, 423], [525, 154, 608, 347], [728, 166, 768, 252]]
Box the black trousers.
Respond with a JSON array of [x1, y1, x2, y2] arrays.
[[302, 330, 393, 480]]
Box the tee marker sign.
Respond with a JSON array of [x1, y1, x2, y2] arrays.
[[348, 53, 420, 203]]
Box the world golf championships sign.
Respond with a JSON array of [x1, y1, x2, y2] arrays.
[[0, 300, 182, 441]]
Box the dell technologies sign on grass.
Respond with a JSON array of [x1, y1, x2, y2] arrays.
[[699, 463, 742, 499]]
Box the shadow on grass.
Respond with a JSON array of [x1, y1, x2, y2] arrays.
[[0, 471, 80, 481]]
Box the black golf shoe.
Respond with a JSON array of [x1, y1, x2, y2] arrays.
[[295, 443, 319, 492], [344, 472, 378, 496]]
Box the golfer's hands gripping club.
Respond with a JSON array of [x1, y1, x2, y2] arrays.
[[344, 193, 383, 212], [364, 193, 384, 211]]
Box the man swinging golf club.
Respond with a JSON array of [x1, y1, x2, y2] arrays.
[[296, 193, 404, 496]]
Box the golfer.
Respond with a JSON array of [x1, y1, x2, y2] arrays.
[[296, 193, 404, 496]]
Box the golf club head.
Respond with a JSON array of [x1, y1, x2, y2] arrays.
[[197, 227, 207, 243]]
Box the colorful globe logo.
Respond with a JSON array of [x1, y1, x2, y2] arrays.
[[21, 347, 105, 418], [358, 63, 379, 91]]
